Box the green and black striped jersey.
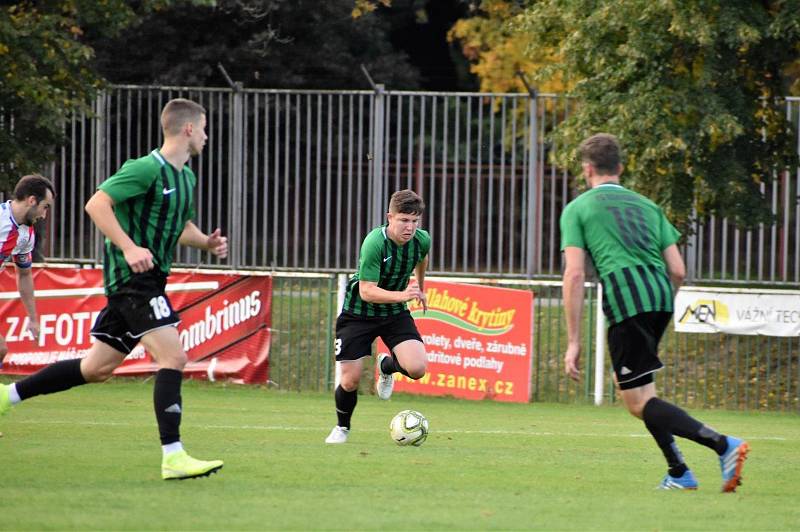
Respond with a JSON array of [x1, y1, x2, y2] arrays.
[[342, 224, 431, 317], [98, 149, 197, 295], [559, 183, 681, 325]]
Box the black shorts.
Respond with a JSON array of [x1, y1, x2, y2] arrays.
[[90, 270, 180, 354], [335, 310, 423, 362], [607, 311, 672, 390]]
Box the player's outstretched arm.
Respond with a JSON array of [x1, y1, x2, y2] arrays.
[[562, 246, 586, 381], [15, 266, 39, 340], [179, 221, 228, 259], [85, 190, 153, 273]]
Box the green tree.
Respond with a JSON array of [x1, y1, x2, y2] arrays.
[[533, 1, 800, 229], [461, 1, 800, 231], [0, 0, 211, 190]]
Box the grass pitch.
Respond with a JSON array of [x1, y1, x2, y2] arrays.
[[1, 379, 798, 530]]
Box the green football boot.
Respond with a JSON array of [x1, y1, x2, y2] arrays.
[[0, 384, 11, 416]]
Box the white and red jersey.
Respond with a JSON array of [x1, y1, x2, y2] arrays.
[[0, 200, 35, 269]]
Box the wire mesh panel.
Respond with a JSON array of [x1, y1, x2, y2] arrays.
[[263, 274, 799, 411], [658, 331, 799, 412], [268, 273, 337, 392], [527, 282, 600, 403]]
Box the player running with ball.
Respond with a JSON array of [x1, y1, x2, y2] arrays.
[[325, 190, 430, 444]]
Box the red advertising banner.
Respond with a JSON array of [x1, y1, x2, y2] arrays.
[[377, 280, 533, 402], [0, 267, 271, 384]]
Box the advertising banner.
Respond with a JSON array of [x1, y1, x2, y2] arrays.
[[377, 280, 533, 403], [0, 267, 271, 383], [674, 287, 800, 337]]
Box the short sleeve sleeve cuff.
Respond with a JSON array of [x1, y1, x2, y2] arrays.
[[559, 203, 585, 250], [98, 158, 158, 204]]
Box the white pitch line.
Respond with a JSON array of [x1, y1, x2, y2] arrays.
[[10, 419, 789, 441]]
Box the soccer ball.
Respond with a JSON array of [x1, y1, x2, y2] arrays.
[[389, 409, 429, 446]]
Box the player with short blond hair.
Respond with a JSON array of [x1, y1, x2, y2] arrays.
[[1, 99, 227, 480]]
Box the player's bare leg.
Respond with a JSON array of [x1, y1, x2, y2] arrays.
[[376, 339, 427, 401], [389, 339, 426, 379], [80, 341, 129, 382]]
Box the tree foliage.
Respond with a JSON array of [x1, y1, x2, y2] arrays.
[[89, 0, 421, 90], [448, 0, 566, 94], [457, 1, 800, 231], [352, 0, 392, 19], [0, 0, 212, 190], [0, 0, 427, 190]]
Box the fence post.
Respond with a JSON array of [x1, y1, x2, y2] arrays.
[[93, 90, 108, 264], [525, 95, 539, 278], [229, 85, 245, 268], [593, 282, 606, 405], [371, 84, 386, 227]]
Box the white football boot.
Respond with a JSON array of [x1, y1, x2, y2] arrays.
[[376, 353, 395, 400], [325, 426, 350, 444]]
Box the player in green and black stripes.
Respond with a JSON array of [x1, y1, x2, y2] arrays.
[[325, 190, 431, 444], [0, 99, 227, 480], [560, 133, 748, 492]]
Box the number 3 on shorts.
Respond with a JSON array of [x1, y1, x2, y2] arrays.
[[149, 295, 172, 320], [334, 338, 342, 356]]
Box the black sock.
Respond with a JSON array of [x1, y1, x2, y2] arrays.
[[643, 397, 728, 455], [644, 418, 688, 477], [15, 359, 87, 400], [334, 385, 357, 429], [380, 353, 410, 378], [153, 369, 183, 445]]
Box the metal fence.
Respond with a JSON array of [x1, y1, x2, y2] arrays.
[[9, 85, 796, 411], [39, 85, 799, 283], [43, 86, 570, 276], [0, 82, 796, 417], [269, 274, 799, 412], [269, 273, 337, 391]]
